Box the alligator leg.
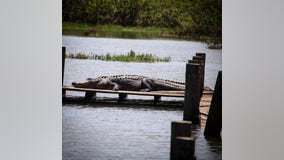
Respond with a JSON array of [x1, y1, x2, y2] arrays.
[[140, 78, 154, 91], [109, 82, 120, 91]]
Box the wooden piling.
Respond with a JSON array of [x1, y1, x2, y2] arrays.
[[195, 53, 206, 82], [188, 59, 203, 100], [118, 93, 128, 103], [187, 59, 199, 64], [170, 121, 192, 160], [62, 47, 66, 96], [195, 53, 206, 60], [154, 95, 161, 105], [204, 71, 222, 137], [184, 63, 201, 124], [174, 137, 196, 160], [193, 54, 206, 98], [85, 91, 96, 101]]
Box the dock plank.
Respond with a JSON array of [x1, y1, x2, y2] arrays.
[[63, 86, 185, 97], [199, 93, 213, 132]]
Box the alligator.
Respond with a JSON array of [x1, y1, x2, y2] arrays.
[[72, 75, 185, 91]]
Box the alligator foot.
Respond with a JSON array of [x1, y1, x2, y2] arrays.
[[140, 89, 151, 92]]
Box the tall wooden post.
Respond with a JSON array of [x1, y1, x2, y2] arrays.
[[194, 53, 206, 96], [170, 121, 192, 160], [195, 53, 206, 87], [204, 71, 222, 137], [187, 59, 198, 64], [195, 53, 206, 62], [188, 59, 202, 100], [62, 47, 66, 96], [184, 63, 201, 124], [62, 47, 66, 85]]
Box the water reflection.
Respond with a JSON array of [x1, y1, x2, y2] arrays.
[[63, 105, 221, 160]]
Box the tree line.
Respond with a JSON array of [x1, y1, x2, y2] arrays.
[[63, 0, 221, 40]]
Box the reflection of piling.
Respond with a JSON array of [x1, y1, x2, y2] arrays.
[[184, 63, 201, 124], [62, 47, 66, 96], [170, 121, 195, 160], [204, 71, 222, 137]]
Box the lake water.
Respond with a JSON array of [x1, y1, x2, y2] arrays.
[[62, 36, 222, 159]]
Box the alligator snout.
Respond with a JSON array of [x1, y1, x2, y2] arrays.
[[72, 80, 99, 88], [72, 81, 89, 87], [72, 81, 81, 87]]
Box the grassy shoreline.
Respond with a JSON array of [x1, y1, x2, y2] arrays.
[[63, 22, 222, 49], [66, 50, 171, 63], [63, 22, 175, 39]]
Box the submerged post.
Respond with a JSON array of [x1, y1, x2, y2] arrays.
[[62, 47, 66, 96], [184, 63, 201, 124], [174, 137, 196, 160], [204, 71, 222, 137], [170, 121, 192, 160]]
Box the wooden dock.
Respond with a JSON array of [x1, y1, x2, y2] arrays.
[[63, 86, 213, 100], [199, 93, 213, 132], [63, 86, 185, 97], [62, 48, 220, 136], [63, 85, 213, 131]]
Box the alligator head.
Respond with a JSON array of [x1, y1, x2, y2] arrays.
[[72, 79, 113, 89]]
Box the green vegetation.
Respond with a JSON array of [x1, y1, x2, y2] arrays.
[[66, 50, 171, 63], [63, 0, 222, 45], [63, 22, 175, 39]]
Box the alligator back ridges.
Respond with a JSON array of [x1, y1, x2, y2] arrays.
[[153, 78, 185, 90], [156, 78, 185, 85], [87, 75, 149, 81], [79, 75, 186, 91], [88, 75, 184, 82]]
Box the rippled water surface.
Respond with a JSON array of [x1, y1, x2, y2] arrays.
[[62, 36, 222, 159], [63, 105, 221, 160]]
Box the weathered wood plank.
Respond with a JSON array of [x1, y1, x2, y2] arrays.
[[63, 86, 185, 97], [199, 92, 213, 132]]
